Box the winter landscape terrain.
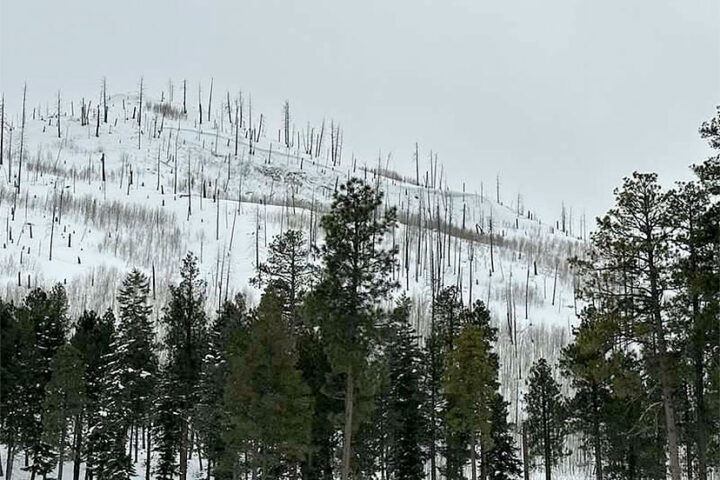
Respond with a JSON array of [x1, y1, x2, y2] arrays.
[[0, 78, 717, 480], [0, 83, 585, 476]]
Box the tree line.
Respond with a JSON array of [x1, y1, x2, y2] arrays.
[[1, 108, 719, 480], [1, 177, 524, 480], [511, 109, 719, 480], [557, 111, 719, 480]]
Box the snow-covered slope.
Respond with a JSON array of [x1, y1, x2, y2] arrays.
[[0, 88, 587, 469]]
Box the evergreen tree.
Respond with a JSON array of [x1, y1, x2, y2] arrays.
[[0, 299, 22, 480], [385, 299, 429, 480], [560, 306, 615, 480], [485, 393, 522, 480], [445, 321, 496, 480], [295, 314, 343, 480], [224, 290, 313, 479], [524, 358, 567, 480], [424, 286, 464, 480], [115, 269, 158, 464], [313, 177, 398, 480], [252, 228, 334, 480], [70, 309, 115, 480], [351, 358, 391, 480], [663, 113, 720, 480], [153, 374, 183, 480], [581, 173, 682, 479], [155, 253, 209, 480], [692, 122, 720, 475], [196, 294, 248, 480], [86, 310, 135, 480], [14, 285, 70, 480], [601, 351, 666, 480], [251, 229, 313, 329], [42, 344, 86, 480]]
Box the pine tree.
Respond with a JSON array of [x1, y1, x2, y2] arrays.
[[0, 298, 22, 480], [42, 344, 86, 480], [425, 286, 464, 480], [295, 314, 342, 480], [524, 358, 567, 480], [486, 393, 522, 480], [14, 285, 70, 480], [385, 299, 429, 480], [196, 294, 249, 480], [601, 351, 666, 480], [579, 172, 682, 480], [664, 113, 720, 480], [251, 229, 313, 330], [70, 310, 115, 480], [155, 253, 209, 480], [116, 269, 158, 463], [153, 374, 183, 480], [351, 357, 391, 480], [224, 290, 313, 479], [445, 319, 497, 480], [313, 177, 398, 480], [560, 306, 615, 480], [86, 310, 135, 480]]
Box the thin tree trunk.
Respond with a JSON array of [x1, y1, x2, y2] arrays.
[[471, 434, 477, 480], [18, 84, 27, 192], [341, 370, 355, 480], [522, 423, 529, 480], [647, 246, 682, 480], [73, 412, 83, 480], [593, 386, 603, 480], [57, 418, 67, 480], [134, 423, 139, 463], [145, 422, 152, 480], [543, 396, 551, 480], [180, 420, 188, 480], [4, 440, 13, 480], [695, 351, 707, 480]]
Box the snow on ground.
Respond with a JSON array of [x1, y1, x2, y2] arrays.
[[0, 444, 594, 480], [0, 88, 588, 468]]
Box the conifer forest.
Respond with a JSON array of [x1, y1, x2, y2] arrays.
[[0, 86, 717, 480], [0, 4, 719, 480]]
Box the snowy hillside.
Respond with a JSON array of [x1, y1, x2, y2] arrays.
[[0, 85, 587, 469]]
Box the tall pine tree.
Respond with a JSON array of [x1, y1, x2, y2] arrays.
[[313, 177, 398, 480], [224, 290, 313, 479], [524, 358, 567, 480], [155, 253, 209, 480]]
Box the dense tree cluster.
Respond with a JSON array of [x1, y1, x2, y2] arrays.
[[555, 110, 720, 480], [1, 178, 519, 480], [1, 108, 718, 480]]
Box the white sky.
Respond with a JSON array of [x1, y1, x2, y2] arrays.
[[1, 0, 719, 223]]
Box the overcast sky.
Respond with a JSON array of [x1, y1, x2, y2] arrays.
[[2, 0, 719, 223]]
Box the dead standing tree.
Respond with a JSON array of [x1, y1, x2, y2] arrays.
[[17, 83, 27, 193], [183, 79, 187, 115], [138, 77, 143, 149], [207, 77, 213, 123], [102, 77, 108, 123], [57, 90, 61, 138], [283, 100, 291, 148]]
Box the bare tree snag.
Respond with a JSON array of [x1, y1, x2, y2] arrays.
[[57, 90, 61, 138], [207, 77, 213, 122], [103, 77, 108, 123], [18, 83, 27, 193], [183, 79, 187, 114]]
